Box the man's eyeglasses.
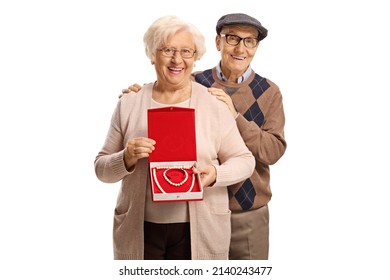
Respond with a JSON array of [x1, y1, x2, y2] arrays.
[[220, 34, 259, 48], [158, 47, 196, 58]]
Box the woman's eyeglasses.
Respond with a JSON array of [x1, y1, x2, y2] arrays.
[[158, 47, 196, 58]]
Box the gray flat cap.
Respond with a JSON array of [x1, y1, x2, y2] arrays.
[[216, 13, 268, 41]]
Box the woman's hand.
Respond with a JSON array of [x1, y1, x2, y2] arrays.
[[124, 137, 156, 170], [192, 165, 217, 188]]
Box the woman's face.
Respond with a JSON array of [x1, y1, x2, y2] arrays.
[[154, 30, 196, 89]]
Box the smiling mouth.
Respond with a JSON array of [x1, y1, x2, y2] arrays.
[[232, 55, 245, 60], [168, 67, 184, 73]]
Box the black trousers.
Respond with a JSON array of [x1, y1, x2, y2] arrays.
[[144, 221, 191, 260]]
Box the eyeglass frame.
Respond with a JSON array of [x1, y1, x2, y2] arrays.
[[157, 47, 197, 58], [220, 33, 260, 48]]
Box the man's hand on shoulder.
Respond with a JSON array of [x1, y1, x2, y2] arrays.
[[118, 83, 143, 98], [208, 87, 238, 117]]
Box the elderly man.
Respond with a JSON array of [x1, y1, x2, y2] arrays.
[[123, 13, 286, 260]]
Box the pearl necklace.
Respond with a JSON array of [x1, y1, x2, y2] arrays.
[[152, 166, 195, 194]]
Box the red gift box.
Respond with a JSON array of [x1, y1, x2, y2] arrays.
[[148, 107, 203, 202]]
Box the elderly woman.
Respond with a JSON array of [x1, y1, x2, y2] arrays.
[[94, 15, 255, 260]]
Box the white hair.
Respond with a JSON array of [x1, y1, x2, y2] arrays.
[[143, 15, 206, 61]]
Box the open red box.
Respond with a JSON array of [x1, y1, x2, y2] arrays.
[[148, 107, 203, 202]]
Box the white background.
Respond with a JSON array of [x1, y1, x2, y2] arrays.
[[1, 0, 389, 279]]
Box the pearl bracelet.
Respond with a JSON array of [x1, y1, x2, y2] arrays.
[[163, 168, 188, 186], [152, 168, 195, 194]]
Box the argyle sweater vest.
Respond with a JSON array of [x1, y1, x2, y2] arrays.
[[194, 68, 286, 212]]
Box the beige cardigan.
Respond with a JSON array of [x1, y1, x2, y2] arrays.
[[95, 82, 255, 259]]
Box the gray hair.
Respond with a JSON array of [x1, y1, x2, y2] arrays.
[[143, 15, 206, 61]]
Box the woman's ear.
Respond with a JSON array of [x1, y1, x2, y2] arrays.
[[151, 53, 156, 65]]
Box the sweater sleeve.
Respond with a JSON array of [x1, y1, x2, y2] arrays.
[[94, 100, 131, 183], [236, 87, 287, 165], [212, 101, 255, 187]]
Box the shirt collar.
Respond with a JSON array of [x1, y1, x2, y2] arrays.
[[216, 61, 252, 83]]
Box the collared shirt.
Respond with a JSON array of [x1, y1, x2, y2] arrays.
[[216, 61, 252, 83]]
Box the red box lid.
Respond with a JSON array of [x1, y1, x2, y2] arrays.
[[148, 107, 196, 162]]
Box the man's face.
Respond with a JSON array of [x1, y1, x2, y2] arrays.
[[216, 25, 260, 82]]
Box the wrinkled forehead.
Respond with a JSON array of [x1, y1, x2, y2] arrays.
[[221, 25, 259, 37], [164, 30, 195, 47]]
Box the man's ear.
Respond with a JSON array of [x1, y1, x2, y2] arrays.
[[215, 35, 221, 51]]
